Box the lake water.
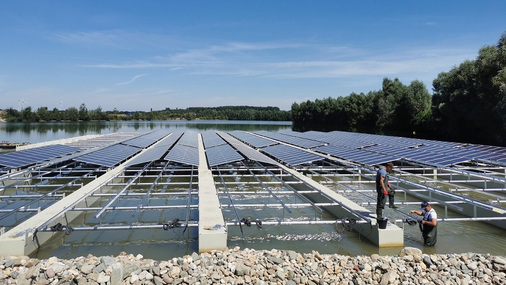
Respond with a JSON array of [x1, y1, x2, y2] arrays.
[[0, 120, 292, 144], [1, 121, 505, 259]]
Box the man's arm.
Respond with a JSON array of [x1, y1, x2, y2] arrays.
[[423, 218, 438, 227], [380, 176, 388, 194]]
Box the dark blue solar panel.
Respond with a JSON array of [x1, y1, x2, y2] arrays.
[[164, 145, 199, 166], [121, 130, 170, 148], [126, 133, 182, 166], [202, 131, 226, 149], [229, 131, 278, 148], [261, 144, 323, 165], [0, 144, 81, 168], [206, 144, 244, 167], [177, 131, 199, 148], [314, 145, 395, 166], [254, 131, 325, 149], [74, 144, 140, 167], [285, 130, 506, 166]]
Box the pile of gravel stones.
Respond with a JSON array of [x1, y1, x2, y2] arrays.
[[0, 247, 505, 284]]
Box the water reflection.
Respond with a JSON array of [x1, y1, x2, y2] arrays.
[[0, 121, 292, 144]]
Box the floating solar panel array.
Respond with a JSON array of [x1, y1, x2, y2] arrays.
[[287, 130, 506, 167], [126, 132, 183, 167], [261, 144, 324, 165], [164, 131, 199, 166], [255, 131, 325, 149], [218, 132, 279, 166], [228, 131, 278, 148], [0, 144, 81, 169], [74, 144, 140, 167], [121, 130, 170, 148]]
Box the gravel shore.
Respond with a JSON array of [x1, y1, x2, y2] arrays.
[[0, 247, 505, 284]]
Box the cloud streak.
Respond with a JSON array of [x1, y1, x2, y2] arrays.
[[116, 74, 148, 85], [82, 41, 475, 82]]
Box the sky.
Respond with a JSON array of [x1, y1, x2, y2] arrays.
[[1, 1, 505, 111]]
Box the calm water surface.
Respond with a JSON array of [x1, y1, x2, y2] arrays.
[[0, 120, 292, 144]]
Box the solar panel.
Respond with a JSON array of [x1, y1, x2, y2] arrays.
[[228, 131, 278, 148], [121, 130, 170, 148], [218, 131, 279, 166], [177, 131, 199, 148], [202, 131, 226, 149], [206, 144, 244, 167], [74, 144, 140, 167], [0, 144, 81, 168], [126, 133, 182, 166], [314, 145, 396, 166], [261, 144, 324, 165], [164, 145, 199, 166], [254, 131, 325, 148]]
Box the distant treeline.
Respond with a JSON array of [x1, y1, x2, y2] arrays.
[[292, 32, 506, 146], [0, 105, 291, 122]]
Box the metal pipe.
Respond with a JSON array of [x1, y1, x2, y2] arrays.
[[95, 162, 152, 219], [215, 166, 244, 232], [258, 162, 323, 213], [240, 162, 292, 214], [0, 168, 95, 221], [183, 166, 195, 232], [131, 161, 171, 217]]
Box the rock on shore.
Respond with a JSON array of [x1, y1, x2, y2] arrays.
[[0, 247, 505, 284]]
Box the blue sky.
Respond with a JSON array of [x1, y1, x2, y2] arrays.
[[1, 1, 505, 111]]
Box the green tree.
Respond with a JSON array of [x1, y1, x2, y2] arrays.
[[78, 103, 89, 121], [65, 107, 79, 121], [433, 32, 506, 145]]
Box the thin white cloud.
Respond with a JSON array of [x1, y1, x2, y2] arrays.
[[152, 89, 174, 95], [116, 74, 148, 85], [81, 41, 476, 85]]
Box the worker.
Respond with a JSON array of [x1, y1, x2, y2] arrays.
[[375, 162, 396, 219], [410, 201, 438, 246]]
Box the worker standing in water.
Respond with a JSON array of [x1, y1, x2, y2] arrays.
[[410, 201, 438, 246]]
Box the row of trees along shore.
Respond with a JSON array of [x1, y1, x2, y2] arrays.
[[0, 105, 291, 122], [292, 33, 506, 146]]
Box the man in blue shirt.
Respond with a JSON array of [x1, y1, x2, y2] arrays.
[[410, 201, 438, 246], [375, 162, 396, 219]]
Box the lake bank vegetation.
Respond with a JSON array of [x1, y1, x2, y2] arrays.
[[0, 105, 291, 123]]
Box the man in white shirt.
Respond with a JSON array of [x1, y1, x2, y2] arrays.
[[409, 201, 438, 246]]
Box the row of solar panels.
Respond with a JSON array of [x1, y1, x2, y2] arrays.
[[3, 129, 504, 170], [0, 130, 171, 169], [254, 130, 506, 167]]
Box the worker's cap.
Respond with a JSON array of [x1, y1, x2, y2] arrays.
[[420, 201, 430, 209], [386, 162, 394, 168]]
